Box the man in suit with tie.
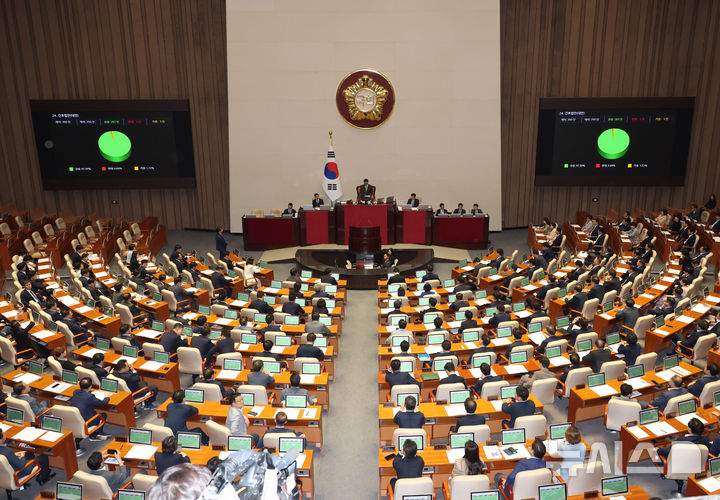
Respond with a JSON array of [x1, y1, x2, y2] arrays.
[[385, 359, 421, 388], [614, 298, 640, 332], [169, 277, 195, 310], [591, 226, 606, 252], [438, 363, 466, 388], [312, 193, 324, 208], [682, 226, 698, 252], [406, 193, 419, 207], [282, 203, 296, 216], [435, 203, 449, 216], [393, 395, 425, 428], [249, 291, 274, 315], [20, 280, 41, 306], [215, 227, 227, 257], [566, 284, 589, 316], [422, 264, 439, 282], [587, 276, 604, 301], [500, 385, 535, 428], [453, 203, 466, 215], [471, 203, 483, 215], [115, 359, 158, 409], [356, 178, 375, 203], [490, 249, 505, 269], [688, 361, 719, 397]]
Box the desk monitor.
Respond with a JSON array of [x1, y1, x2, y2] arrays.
[[622, 292, 631, 302], [285, 395, 308, 409], [56, 482, 83, 500], [228, 270, 237, 278], [228, 435, 253, 451], [396, 392, 416, 406], [62, 369, 78, 385], [118, 490, 145, 500], [48, 321, 58, 332], [433, 359, 451, 372], [301, 270, 312, 278], [489, 268, 498, 276], [601, 476, 629, 496], [300, 283, 309, 292], [240, 393, 254, 406], [500, 385, 518, 400], [444, 279, 456, 288], [390, 315, 405, 326], [224, 309, 238, 320], [449, 432, 474, 449], [223, 358, 243, 371], [263, 296, 276, 306], [87, 298, 97, 308], [96, 337, 110, 352], [182, 326, 194, 338], [416, 270, 427, 279], [427, 333, 445, 346], [100, 378, 118, 393], [264, 361, 282, 374], [513, 302, 526, 312], [587, 373, 605, 388], [279, 436, 305, 453], [198, 305, 211, 315], [538, 483, 567, 500], [325, 285, 337, 294], [470, 492, 500, 500], [151, 320, 164, 332], [301, 362, 321, 375], [209, 329, 222, 341], [606, 332, 620, 345], [184, 388, 204, 404], [258, 261, 268, 269], [392, 335, 410, 347], [275, 336, 292, 347], [418, 297, 430, 307], [42, 415, 63, 432], [509, 351, 528, 364], [528, 322, 542, 333], [177, 431, 202, 450], [472, 355, 492, 368], [710, 457, 720, 476], [496, 326, 512, 338], [678, 398, 697, 416], [449, 389, 471, 404], [423, 312, 441, 324], [31, 311, 40, 323], [576, 339, 592, 352], [331, 273, 339, 281], [638, 408, 659, 425], [313, 336, 327, 348], [129, 428, 152, 445], [284, 315, 300, 325], [501, 428, 525, 445], [549, 423, 571, 440], [123, 345, 139, 359], [556, 315, 570, 328], [241, 333, 258, 344], [6, 407, 24, 425], [655, 315, 665, 328], [545, 346, 561, 359], [475, 290, 488, 299], [154, 351, 170, 365], [399, 361, 414, 373], [398, 434, 424, 451], [558, 288, 567, 299], [627, 364, 644, 379], [603, 301, 614, 312], [458, 259, 468, 267], [463, 330, 480, 343], [537, 271, 546, 280], [388, 284, 400, 294], [485, 307, 498, 317], [271, 280, 282, 288], [319, 317, 332, 326], [714, 391, 720, 408], [663, 354, 679, 370], [28, 360, 43, 376], [237, 292, 250, 302]]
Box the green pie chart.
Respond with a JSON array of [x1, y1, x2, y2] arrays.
[[98, 131, 132, 162], [597, 128, 629, 160]]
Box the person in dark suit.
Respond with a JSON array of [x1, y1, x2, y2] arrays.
[[71, 377, 112, 439], [454, 275, 474, 293], [682, 227, 698, 252], [320, 269, 337, 285], [393, 395, 425, 428], [388, 269, 406, 285], [449, 293, 470, 313], [356, 178, 375, 203], [165, 390, 209, 444], [676, 319, 711, 356], [657, 418, 710, 459], [438, 362, 466, 388], [472, 363, 503, 396], [497, 440, 547, 497], [210, 270, 232, 298], [587, 276, 604, 301], [83, 352, 109, 380], [614, 298, 640, 332], [421, 264, 439, 282], [282, 203, 296, 216], [169, 277, 195, 310], [297, 333, 325, 360], [9, 320, 49, 359], [435, 203, 449, 216], [86, 450, 132, 490], [257, 411, 304, 448], [310, 282, 333, 300], [160, 323, 185, 355], [206, 330, 235, 367], [281, 292, 305, 318], [649, 296, 675, 318], [559, 352, 583, 384], [450, 398, 486, 432], [488, 304, 512, 328], [0, 429, 54, 485], [70, 245, 84, 267], [504, 329, 530, 358], [453, 203, 466, 215], [215, 227, 227, 257], [407, 193, 419, 207], [154, 435, 191, 476], [603, 270, 622, 295], [471, 203, 483, 215], [249, 291, 274, 315], [590, 227, 606, 252], [312, 193, 324, 208], [459, 310, 478, 333], [688, 362, 719, 398], [114, 359, 158, 408], [566, 284, 589, 316], [642, 375, 688, 412], [190, 326, 212, 360], [582, 339, 611, 373], [20, 280, 41, 306], [169, 244, 188, 272], [390, 438, 424, 492], [199, 367, 232, 398], [617, 332, 642, 366], [500, 385, 535, 428], [385, 359, 421, 388]]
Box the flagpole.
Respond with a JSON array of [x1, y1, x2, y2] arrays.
[[329, 130, 334, 207]]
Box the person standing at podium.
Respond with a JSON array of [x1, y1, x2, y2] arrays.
[[312, 193, 324, 208], [407, 193, 419, 207], [356, 178, 376, 203]]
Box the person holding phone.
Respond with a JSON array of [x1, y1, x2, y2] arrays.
[[154, 436, 191, 475], [390, 439, 424, 493]]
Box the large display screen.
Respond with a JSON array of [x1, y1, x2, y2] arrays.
[[535, 97, 694, 186], [31, 100, 196, 189]]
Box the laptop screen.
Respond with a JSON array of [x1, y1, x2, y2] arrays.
[[271, 280, 282, 288], [398, 435, 424, 451], [62, 370, 78, 385], [449, 432, 474, 449], [118, 490, 145, 500], [500, 385, 518, 400], [538, 483, 566, 500], [509, 351, 527, 364], [577, 339, 592, 352], [587, 373, 605, 387], [416, 270, 427, 279], [184, 389, 204, 404], [677, 398, 697, 415], [278, 436, 305, 453], [313, 336, 327, 347], [263, 296, 276, 305], [285, 395, 308, 408], [715, 391, 720, 408], [241, 333, 257, 344], [528, 322, 542, 333], [225, 309, 239, 320], [390, 315, 405, 326], [253, 313, 266, 323], [319, 317, 332, 326], [392, 336, 410, 347], [240, 393, 254, 406], [302, 363, 321, 375], [601, 476, 629, 496], [28, 360, 43, 376], [399, 361, 413, 373], [418, 297, 430, 306], [663, 354, 679, 370], [485, 307, 498, 317], [501, 428, 525, 445], [183, 326, 194, 338], [463, 330, 480, 342], [472, 355, 492, 368], [129, 428, 152, 445], [151, 320, 164, 331], [301, 270, 312, 278], [423, 313, 441, 324], [42, 415, 62, 432], [545, 346, 561, 359], [6, 407, 23, 425], [603, 301, 614, 312], [56, 482, 83, 500], [433, 359, 452, 372], [513, 302, 525, 312], [96, 337, 110, 351], [627, 364, 644, 379], [497, 327, 512, 338], [427, 333, 445, 346], [396, 392, 416, 406], [475, 290, 488, 299], [264, 361, 282, 374], [284, 316, 300, 325], [470, 492, 500, 500], [639, 408, 659, 425], [198, 305, 211, 315], [100, 378, 118, 393], [549, 423, 571, 440], [275, 336, 292, 347], [177, 431, 202, 450], [237, 293, 250, 302], [325, 285, 337, 294], [154, 351, 170, 364], [223, 358, 243, 371], [449, 390, 471, 404], [444, 279, 456, 288]]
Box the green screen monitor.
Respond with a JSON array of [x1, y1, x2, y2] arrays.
[[538, 483, 567, 500], [228, 435, 253, 451], [501, 428, 525, 445], [509, 351, 527, 364], [549, 423, 571, 440], [177, 431, 202, 450], [638, 408, 659, 425], [398, 434, 424, 451], [129, 427, 152, 445], [587, 373, 605, 388], [449, 390, 471, 404], [449, 432, 474, 449], [627, 364, 644, 379], [285, 395, 308, 408], [601, 476, 628, 496], [278, 436, 305, 453], [56, 482, 83, 500], [100, 378, 118, 393], [41, 415, 62, 432]]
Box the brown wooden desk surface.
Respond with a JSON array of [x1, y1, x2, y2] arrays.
[[3, 421, 79, 478], [54, 290, 122, 337], [568, 485, 650, 500], [687, 473, 720, 496]]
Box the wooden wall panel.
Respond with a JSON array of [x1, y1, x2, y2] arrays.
[[501, 0, 720, 227], [0, 0, 228, 230]]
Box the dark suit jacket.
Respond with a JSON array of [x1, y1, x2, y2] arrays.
[[385, 371, 420, 388], [488, 312, 511, 328], [650, 387, 689, 412], [115, 370, 148, 393], [387, 275, 406, 285], [0, 444, 35, 478], [501, 399, 536, 427], [616, 307, 640, 329], [618, 343, 642, 366], [190, 336, 212, 359], [20, 289, 41, 306], [688, 375, 719, 397], [566, 292, 588, 312], [473, 375, 502, 395], [450, 413, 487, 432], [407, 198, 419, 207], [459, 319, 478, 333], [422, 272, 440, 282], [588, 284, 604, 301], [282, 301, 305, 316], [312, 198, 324, 208], [165, 402, 199, 433], [249, 299, 274, 315], [582, 348, 612, 373], [215, 233, 227, 253], [160, 331, 184, 355], [154, 451, 191, 476], [82, 361, 109, 379], [393, 454, 424, 480], [296, 344, 324, 361], [438, 373, 467, 387], [207, 337, 235, 360], [393, 410, 426, 428], [603, 278, 622, 294], [559, 364, 583, 383], [70, 389, 109, 422]]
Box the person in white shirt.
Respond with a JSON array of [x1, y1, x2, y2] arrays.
[[226, 392, 258, 446]]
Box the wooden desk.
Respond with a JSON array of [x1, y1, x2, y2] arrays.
[[242, 216, 300, 251], [687, 473, 720, 496], [568, 485, 650, 500], [54, 290, 122, 338], [433, 215, 489, 249], [3, 421, 78, 478]]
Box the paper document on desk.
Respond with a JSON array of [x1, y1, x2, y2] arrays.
[[469, 369, 498, 379], [40, 430, 64, 442], [444, 404, 466, 417], [463, 342, 478, 350], [671, 366, 692, 377], [294, 453, 307, 469], [446, 320, 462, 329], [136, 329, 161, 339], [483, 445, 502, 460], [627, 378, 651, 390], [116, 356, 137, 365], [490, 400, 504, 411], [528, 332, 547, 345], [651, 284, 666, 291], [424, 345, 443, 355], [92, 391, 110, 400], [230, 300, 248, 307], [185, 287, 198, 293], [302, 408, 318, 419], [75, 306, 93, 314], [654, 369, 677, 381], [500, 445, 531, 460], [278, 408, 301, 420], [651, 328, 672, 338], [270, 346, 285, 354], [32, 330, 55, 340], [82, 348, 105, 358], [445, 287, 455, 294], [446, 448, 465, 463], [599, 313, 614, 320], [461, 265, 475, 272], [487, 275, 504, 281], [299, 375, 316, 385], [691, 303, 711, 314], [45, 382, 72, 393], [523, 285, 539, 291], [675, 412, 707, 426], [514, 310, 532, 319], [626, 426, 649, 439], [475, 298, 490, 306], [491, 338, 511, 346], [217, 370, 240, 379], [549, 356, 570, 367], [590, 384, 618, 397], [380, 308, 392, 314], [214, 318, 233, 326], [140, 361, 164, 371], [640, 293, 655, 299], [13, 372, 40, 384], [125, 445, 158, 460], [182, 312, 198, 321], [675, 315, 694, 324], [668, 268, 681, 275], [13, 427, 46, 442], [504, 364, 528, 375], [644, 421, 676, 437], [437, 371, 448, 380], [2, 310, 18, 318], [698, 476, 720, 493]]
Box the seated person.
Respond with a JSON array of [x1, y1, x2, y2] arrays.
[[419, 282, 434, 297], [385, 359, 421, 388], [165, 389, 209, 445], [282, 203, 296, 216], [505, 328, 529, 358], [160, 322, 184, 355], [297, 333, 325, 360], [311, 283, 332, 300], [488, 304, 511, 328], [83, 352, 109, 380], [438, 362, 466, 387], [260, 339, 281, 361], [687, 362, 719, 398], [247, 359, 275, 388], [249, 291, 274, 315], [657, 417, 710, 459], [449, 293, 469, 313], [12, 382, 49, 417], [282, 291, 306, 317], [190, 326, 212, 360], [422, 264, 439, 282], [305, 311, 330, 335], [642, 375, 688, 412], [610, 383, 635, 402], [393, 395, 425, 428], [154, 435, 191, 476], [617, 332, 642, 366], [281, 371, 318, 406], [87, 451, 132, 490], [470, 203, 483, 215], [0, 428, 53, 484], [435, 203, 449, 216], [459, 309, 478, 333], [205, 329, 235, 367], [356, 178, 376, 203], [387, 268, 406, 285], [472, 334, 494, 355], [450, 397, 486, 432], [406, 193, 419, 207], [518, 356, 554, 390], [313, 298, 329, 316], [198, 367, 231, 398], [472, 363, 502, 396], [453, 203, 466, 214], [71, 377, 112, 440], [501, 385, 535, 428], [312, 193, 324, 208], [258, 411, 304, 448], [390, 438, 424, 492], [51, 346, 78, 371], [497, 439, 547, 498], [559, 352, 583, 385], [677, 319, 711, 357], [582, 339, 612, 373], [260, 315, 282, 342]]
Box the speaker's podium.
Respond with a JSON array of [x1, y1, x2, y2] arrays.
[[335, 201, 396, 246]]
